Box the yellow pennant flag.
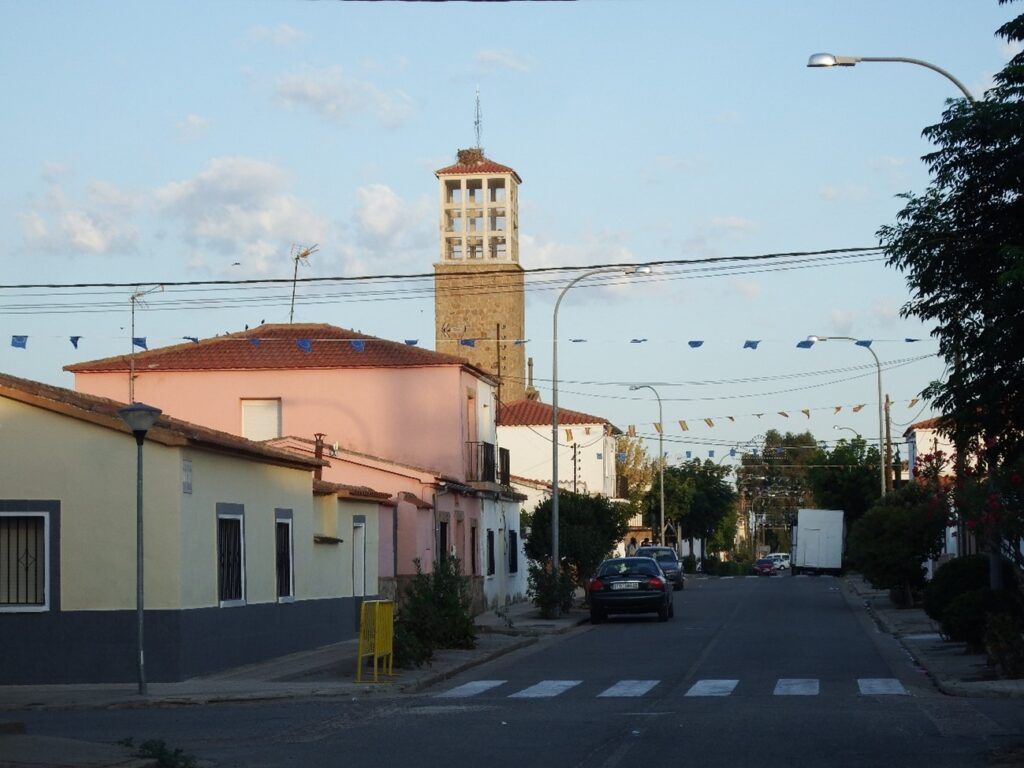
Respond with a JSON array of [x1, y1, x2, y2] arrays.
[[585, 426, 592, 435], [727, 416, 735, 422], [704, 418, 714, 428], [565, 429, 573, 441], [654, 422, 663, 434], [852, 404, 866, 413], [678, 420, 689, 432], [834, 406, 843, 414], [801, 409, 811, 419], [778, 411, 789, 418], [628, 425, 636, 437], [908, 398, 920, 408]]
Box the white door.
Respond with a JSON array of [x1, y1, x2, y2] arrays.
[[353, 523, 366, 597]]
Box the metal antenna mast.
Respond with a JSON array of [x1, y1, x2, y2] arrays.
[[288, 244, 319, 324], [474, 86, 482, 149], [128, 284, 164, 403]]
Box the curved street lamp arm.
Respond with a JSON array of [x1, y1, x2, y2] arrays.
[[857, 57, 976, 102]]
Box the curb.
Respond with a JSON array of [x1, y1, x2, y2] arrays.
[[401, 636, 537, 694]]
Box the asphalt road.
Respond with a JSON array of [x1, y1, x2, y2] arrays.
[[15, 575, 1024, 767]]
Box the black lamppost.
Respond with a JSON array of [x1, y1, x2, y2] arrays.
[[117, 402, 162, 695]]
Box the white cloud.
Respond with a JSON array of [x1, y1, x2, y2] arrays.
[[710, 215, 755, 235], [155, 157, 330, 273], [247, 24, 304, 48], [830, 309, 855, 335], [819, 184, 868, 203], [176, 113, 210, 141], [730, 278, 762, 300], [274, 66, 414, 127], [872, 298, 903, 325], [476, 49, 530, 73]]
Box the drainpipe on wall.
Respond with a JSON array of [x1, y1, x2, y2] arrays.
[[313, 432, 326, 481], [432, 482, 449, 573]]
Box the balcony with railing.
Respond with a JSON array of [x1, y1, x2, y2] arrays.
[[465, 442, 512, 487]]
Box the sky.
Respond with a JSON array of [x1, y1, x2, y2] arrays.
[[1, 0, 1019, 467]]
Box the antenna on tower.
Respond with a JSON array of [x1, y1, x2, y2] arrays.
[[288, 244, 319, 324], [474, 86, 482, 149]]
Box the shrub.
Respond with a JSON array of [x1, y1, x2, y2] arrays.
[[702, 555, 720, 575], [393, 557, 475, 668], [527, 560, 576, 619], [985, 613, 1024, 679], [681, 554, 697, 574], [940, 589, 1021, 651], [924, 554, 993, 622]]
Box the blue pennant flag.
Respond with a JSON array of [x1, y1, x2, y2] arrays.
[[248, 337, 261, 347], [854, 339, 873, 347], [514, 339, 530, 345], [459, 339, 476, 348], [685, 451, 692, 459], [796, 339, 815, 349], [729, 448, 737, 457], [11, 335, 27, 349], [404, 339, 418, 346], [350, 340, 365, 352], [183, 336, 199, 344], [630, 338, 647, 344], [905, 338, 920, 343], [69, 336, 81, 349], [743, 340, 761, 349], [570, 338, 586, 343], [688, 340, 704, 348], [616, 452, 626, 462], [296, 339, 312, 353], [708, 450, 715, 458], [132, 337, 147, 350]]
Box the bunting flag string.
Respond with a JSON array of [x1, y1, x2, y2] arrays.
[[653, 423, 663, 434], [70, 336, 81, 349], [703, 418, 714, 428], [11, 335, 27, 349], [132, 337, 147, 350], [688, 340, 704, 348], [678, 420, 689, 431], [459, 339, 475, 347], [350, 340, 365, 352], [565, 429, 573, 441], [801, 409, 811, 419], [295, 339, 312, 353]]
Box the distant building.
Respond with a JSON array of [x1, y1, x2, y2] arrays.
[[434, 147, 526, 404]]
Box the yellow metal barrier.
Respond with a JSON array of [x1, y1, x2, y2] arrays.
[[355, 599, 396, 683]]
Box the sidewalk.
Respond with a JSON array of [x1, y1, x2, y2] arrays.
[[0, 599, 589, 767], [844, 573, 1024, 699]]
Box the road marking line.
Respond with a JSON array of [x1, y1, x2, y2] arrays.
[[598, 680, 660, 697], [774, 678, 819, 696], [720, 576, 734, 580], [858, 678, 908, 695], [509, 680, 582, 698], [435, 680, 507, 698], [685, 679, 739, 697]]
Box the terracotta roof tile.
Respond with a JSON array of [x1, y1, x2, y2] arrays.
[[497, 398, 611, 428], [65, 323, 492, 378], [435, 148, 522, 182], [0, 371, 323, 471]]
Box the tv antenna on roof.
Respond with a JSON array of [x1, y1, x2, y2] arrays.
[[128, 284, 164, 403], [289, 244, 319, 324], [474, 86, 482, 149]]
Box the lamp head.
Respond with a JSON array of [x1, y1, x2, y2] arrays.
[[807, 53, 859, 68], [807, 335, 824, 343], [117, 402, 162, 435], [627, 264, 653, 275]]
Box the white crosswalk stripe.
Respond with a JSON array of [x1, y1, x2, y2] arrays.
[[685, 679, 739, 697], [598, 680, 660, 697], [774, 678, 819, 696], [509, 680, 582, 698], [435, 680, 506, 698], [858, 678, 908, 695]]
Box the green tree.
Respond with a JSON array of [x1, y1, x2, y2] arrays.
[[524, 491, 630, 586], [848, 482, 949, 606], [614, 434, 654, 523], [878, 9, 1024, 490], [806, 437, 882, 528], [654, 459, 735, 558]]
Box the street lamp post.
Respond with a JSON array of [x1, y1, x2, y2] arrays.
[[629, 384, 664, 545], [833, 425, 861, 439], [807, 54, 976, 102], [117, 401, 162, 696], [552, 265, 651, 581], [809, 336, 885, 495]]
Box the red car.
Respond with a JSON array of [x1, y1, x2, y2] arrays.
[[752, 558, 778, 576]]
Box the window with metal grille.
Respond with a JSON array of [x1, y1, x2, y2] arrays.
[[0, 514, 47, 609], [275, 520, 293, 600], [470, 526, 478, 575], [438, 520, 449, 561], [508, 530, 518, 574], [486, 529, 495, 576], [217, 516, 244, 604]]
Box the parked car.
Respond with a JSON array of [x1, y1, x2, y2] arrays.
[[634, 546, 685, 590], [752, 558, 778, 576], [767, 552, 791, 571], [588, 557, 674, 623]]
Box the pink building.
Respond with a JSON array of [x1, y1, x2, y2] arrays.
[[67, 323, 527, 608]]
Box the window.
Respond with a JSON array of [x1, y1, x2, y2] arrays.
[[447, 239, 463, 260], [438, 520, 449, 560], [470, 525, 478, 575], [182, 459, 193, 495], [445, 180, 462, 204], [0, 513, 49, 611], [508, 530, 519, 574], [486, 529, 495, 576], [467, 179, 483, 203], [241, 399, 281, 441], [275, 515, 293, 601], [217, 507, 245, 606], [488, 180, 506, 203]]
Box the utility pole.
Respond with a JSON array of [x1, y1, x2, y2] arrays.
[[572, 443, 578, 493], [885, 395, 893, 493]]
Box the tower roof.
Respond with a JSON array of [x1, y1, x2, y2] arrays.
[[435, 148, 522, 182]]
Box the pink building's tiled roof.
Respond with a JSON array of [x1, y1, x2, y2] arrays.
[[498, 398, 611, 428], [65, 323, 492, 378]]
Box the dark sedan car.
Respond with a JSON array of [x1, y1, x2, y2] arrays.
[[752, 558, 778, 576], [588, 557, 674, 623], [634, 546, 685, 590]]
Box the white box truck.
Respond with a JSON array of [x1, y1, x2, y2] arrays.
[[791, 508, 844, 575]]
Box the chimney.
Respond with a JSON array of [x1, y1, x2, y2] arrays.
[[525, 357, 540, 401], [314, 432, 326, 481]]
